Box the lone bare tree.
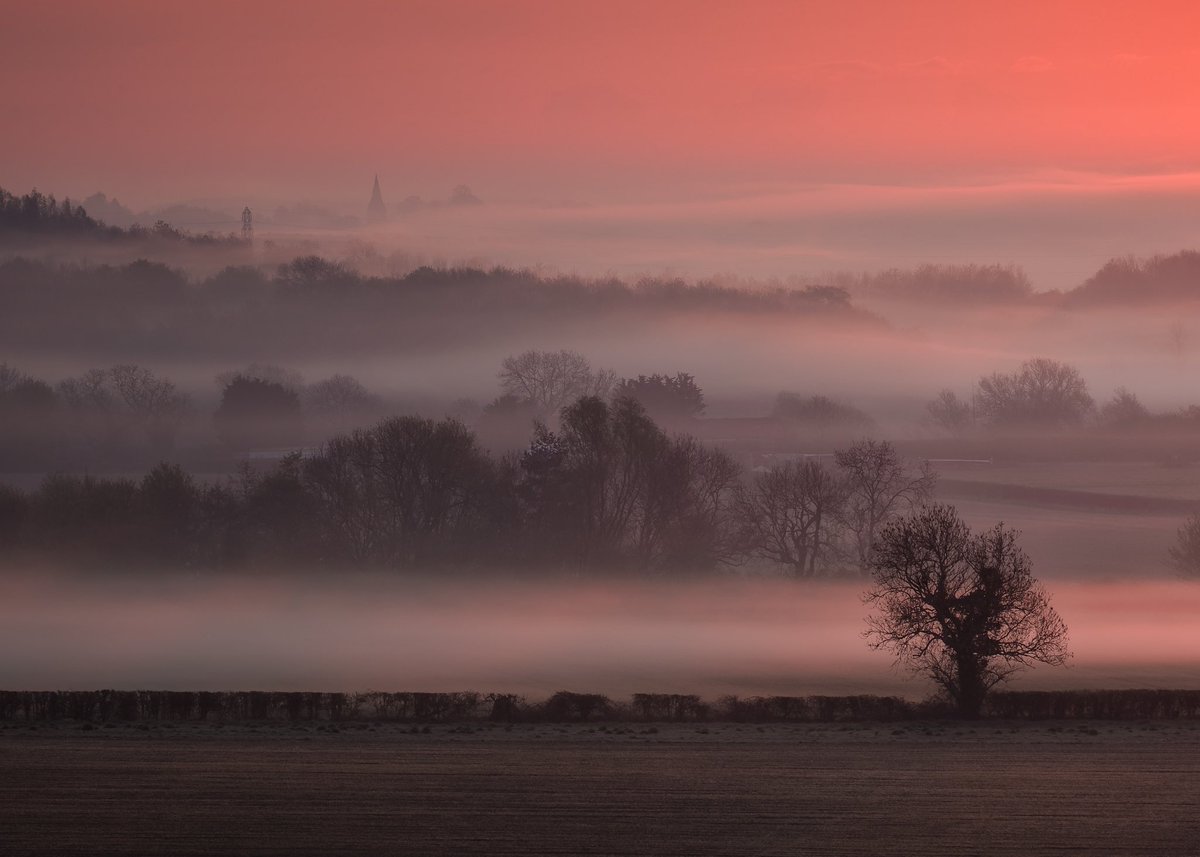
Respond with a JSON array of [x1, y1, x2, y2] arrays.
[[865, 504, 1070, 718], [737, 458, 845, 577], [835, 439, 936, 573], [499, 349, 615, 417]]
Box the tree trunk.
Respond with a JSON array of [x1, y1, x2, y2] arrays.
[[954, 655, 988, 719]]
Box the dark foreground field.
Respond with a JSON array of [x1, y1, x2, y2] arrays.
[[3, 722, 1199, 856]]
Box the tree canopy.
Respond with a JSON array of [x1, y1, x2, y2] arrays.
[[865, 504, 1070, 717]]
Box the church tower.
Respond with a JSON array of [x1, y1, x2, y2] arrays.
[[367, 174, 387, 224]]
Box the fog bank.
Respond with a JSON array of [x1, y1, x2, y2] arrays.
[[3, 575, 1196, 698]]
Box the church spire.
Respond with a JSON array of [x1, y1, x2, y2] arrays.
[[367, 174, 387, 224]]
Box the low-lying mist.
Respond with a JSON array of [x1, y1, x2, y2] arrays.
[[3, 573, 1197, 699]]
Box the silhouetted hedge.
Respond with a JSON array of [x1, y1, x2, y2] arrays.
[[986, 689, 1200, 720], [6, 689, 1200, 724], [717, 694, 913, 722]]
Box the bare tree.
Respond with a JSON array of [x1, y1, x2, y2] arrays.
[[57, 368, 117, 413], [1168, 513, 1200, 578], [302, 429, 389, 565], [836, 439, 936, 573], [737, 459, 846, 577], [519, 395, 738, 570], [865, 504, 1070, 718], [302, 416, 498, 567], [975, 358, 1094, 427], [58, 364, 187, 450], [109, 364, 189, 448], [499, 349, 616, 417], [926, 390, 973, 433]]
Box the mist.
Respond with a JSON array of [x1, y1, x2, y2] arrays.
[[2, 574, 1195, 698]]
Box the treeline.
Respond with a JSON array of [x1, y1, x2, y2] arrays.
[[5, 688, 1200, 723], [0, 348, 881, 473], [0, 690, 916, 724], [0, 186, 243, 245], [0, 360, 386, 470], [833, 263, 1035, 305], [927, 356, 1200, 435], [0, 255, 873, 358], [0, 399, 932, 575], [1067, 251, 1200, 306], [834, 253, 1200, 306]]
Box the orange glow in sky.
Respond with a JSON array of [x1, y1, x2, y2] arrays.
[[6, 0, 1200, 206]]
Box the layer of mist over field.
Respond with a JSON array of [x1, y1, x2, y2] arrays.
[[2, 575, 1197, 697]]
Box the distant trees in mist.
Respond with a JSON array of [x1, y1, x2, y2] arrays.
[[213, 377, 303, 451], [833, 253, 1200, 307], [0, 380, 934, 576], [1069, 251, 1200, 305], [0, 186, 244, 246], [976, 358, 1094, 428], [926, 357, 1200, 435], [0, 255, 874, 362], [498, 349, 616, 418], [615, 373, 706, 423], [834, 263, 1034, 305], [1168, 514, 1200, 579], [0, 360, 391, 471], [772, 392, 873, 429], [928, 358, 1094, 431]]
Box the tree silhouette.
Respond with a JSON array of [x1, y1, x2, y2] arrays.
[[499, 349, 615, 418], [615, 373, 705, 423], [835, 439, 935, 573], [737, 459, 845, 577], [926, 390, 973, 433], [214, 376, 302, 451], [865, 504, 1070, 718], [975, 358, 1093, 427], [1168, 513, 1200, 578]]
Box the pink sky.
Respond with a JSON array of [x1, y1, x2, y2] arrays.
[[5, 1, 1200, 206]]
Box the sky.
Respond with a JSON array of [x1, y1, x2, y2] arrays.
[[5, 0, 1200, 285]]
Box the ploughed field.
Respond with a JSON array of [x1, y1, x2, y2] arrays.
[[4, 722, 1199, 856]]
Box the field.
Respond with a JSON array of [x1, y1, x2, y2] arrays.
[[4, 723, 1200, 856], [933, 459, 1200, 579]]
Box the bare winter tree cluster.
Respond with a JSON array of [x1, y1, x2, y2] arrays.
[[0, 375, 939, 577], [0, 360, 391, 470], [926, 357, 1094, 433], [736, 441, 936, 577]]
